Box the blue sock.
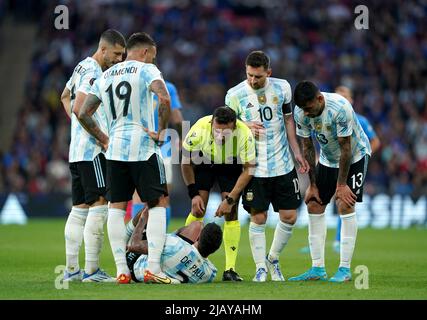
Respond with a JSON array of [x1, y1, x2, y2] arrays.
[[131, 203, 145, 219], [166, 206, 171, 229], [335, 215, 342, 242]]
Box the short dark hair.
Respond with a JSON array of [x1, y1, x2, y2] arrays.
[[100, 29, 126, 48], [126, 32, 156, 51], [213, 106, 236, 125], [245, 51, 270, 69], [294, 81, 320, 107], [197, 223, 222, 258]]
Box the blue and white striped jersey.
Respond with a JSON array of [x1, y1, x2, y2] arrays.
[[66, 57, 106, 162], [133, 233, 217, 284], [90, 60, 164, 161], [294, 92, 371, 168], [225, 78, 294, 177]]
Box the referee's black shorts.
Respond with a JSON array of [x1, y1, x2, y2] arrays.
[[194, 162, 242, 193]]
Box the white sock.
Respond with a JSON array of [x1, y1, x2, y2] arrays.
[[268, 220, 294, 261], [146, 206, 166, 274], [340, 212, 358, 269], [84, 205, 107, 274], [249, 222, 266, 270], [64, 207, 88, 273], [107, 208, 129, 277], [125, 220, 135, 243], [308, 213, 326, 268]]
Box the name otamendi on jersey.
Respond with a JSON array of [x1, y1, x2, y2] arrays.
[[90, 60, 164, 162]]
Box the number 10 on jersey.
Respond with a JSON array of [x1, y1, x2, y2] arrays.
[[258, 106, 273, 122]]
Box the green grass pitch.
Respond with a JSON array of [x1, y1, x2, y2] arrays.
[[0, 218, 426, 300]]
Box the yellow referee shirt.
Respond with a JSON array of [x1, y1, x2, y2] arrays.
[[183, 116, 256, 165]]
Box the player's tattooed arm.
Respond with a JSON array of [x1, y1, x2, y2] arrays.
[[72, 91, 89, 119], [128, 207, 149, 255], [337, 136, 352, 185], [336, 136, 357, 207], [150, 80, 171, 141], [61, 87, 72, 118], [78, 94, 109, 149], [302, 137, 317, 184]]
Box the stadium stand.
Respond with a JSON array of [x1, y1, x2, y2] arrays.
[[0, 0, 426, 216]]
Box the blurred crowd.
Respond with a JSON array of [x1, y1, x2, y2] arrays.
[[1, 0, 426, 199]]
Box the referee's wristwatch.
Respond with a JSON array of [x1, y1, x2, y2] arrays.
[[225, 195, 235, 205]]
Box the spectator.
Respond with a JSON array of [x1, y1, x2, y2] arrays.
[[1, 0, 426, 198]]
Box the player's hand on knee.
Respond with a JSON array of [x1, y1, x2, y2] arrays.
[[191, 195, 205, 216], [335, 184, 357, 207]]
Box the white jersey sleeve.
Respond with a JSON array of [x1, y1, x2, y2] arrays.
[[67, 57, 104, 162], [336, 101, 354, 137], [294, 107, 312, 138], [282, 80, 292, 106], [65, 78, 72, 91], [141, 63, 164, 87], [89, 78, 101, 100], [78, 69, 98, 95]]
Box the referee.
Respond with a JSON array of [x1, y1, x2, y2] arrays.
[[181, 106, 256, 281]]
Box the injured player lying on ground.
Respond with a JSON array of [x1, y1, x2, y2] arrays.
[[125, 208, 222, 284]]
